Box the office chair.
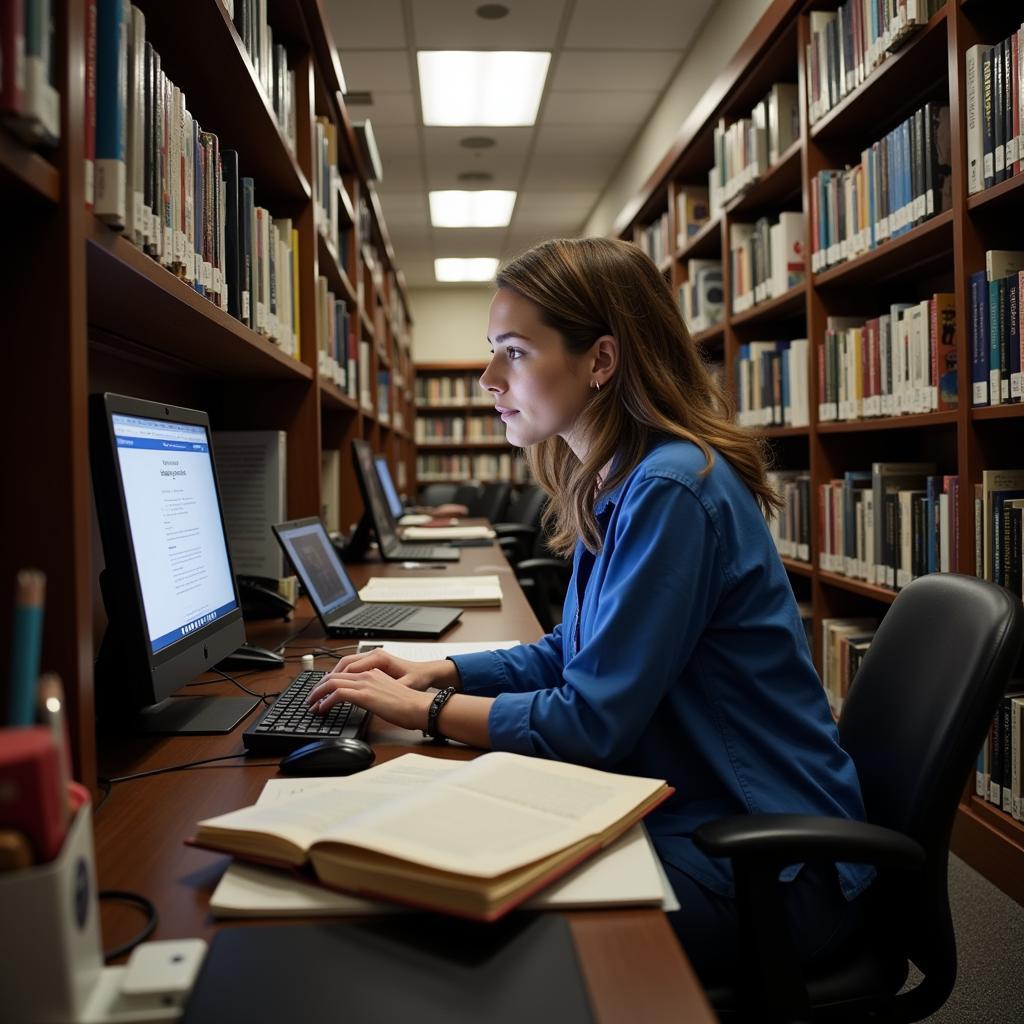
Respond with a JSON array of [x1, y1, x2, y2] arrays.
[[494, 484, 549, 564], [470, 481, 512, 522], [691, 573, 1024, 1023], [452, 481, 484, 511], [418, 483, 459, 508], [515, 550, 570, 632]]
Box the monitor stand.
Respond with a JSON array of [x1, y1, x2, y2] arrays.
[[134, 695, 260, 734]]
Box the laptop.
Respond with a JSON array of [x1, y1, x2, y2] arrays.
[[352, 439, 460, 562], [374, 455, 406, 519], [272, 517, 462, 638]]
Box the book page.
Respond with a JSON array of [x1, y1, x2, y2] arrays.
[[402, 525, 494, 539], [198, 755, 461, 853], [318, 751, 666, 878], [358, 575, 502, 605], [356, 640, 519, 660]]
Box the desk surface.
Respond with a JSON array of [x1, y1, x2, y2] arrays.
[[92, 544, 716, 1023]]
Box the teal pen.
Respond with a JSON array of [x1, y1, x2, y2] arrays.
[[8, 569, 46, 726]]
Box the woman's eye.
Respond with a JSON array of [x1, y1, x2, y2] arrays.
[[507, 347, 523, 361]]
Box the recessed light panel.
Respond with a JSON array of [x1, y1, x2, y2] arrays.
[[418, 51, 551, 126], [429, 190, 517, 227], [434, 258, 500, 282]]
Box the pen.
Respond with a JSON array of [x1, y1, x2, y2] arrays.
[[37, 673, 71, 828], [9, 569, 45, 727], [400, 562, 447, 570]]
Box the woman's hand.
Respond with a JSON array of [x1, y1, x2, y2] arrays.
[[317, 649, 457, 692], [306, 667, 434, 732]]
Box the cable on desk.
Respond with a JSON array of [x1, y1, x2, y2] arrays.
[[99, 751, 277, 786], [98, 890, 157, 961], [208, 666, 280, 704], [268, 615, 319, 653]]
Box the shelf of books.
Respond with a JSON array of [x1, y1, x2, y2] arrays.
[[413, 364, 530, 486], [618, 0, 1024, 905], [0, 0, 417, 798]]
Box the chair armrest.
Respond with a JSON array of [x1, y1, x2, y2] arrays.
[[694, 813, 925, 871], [492, 523, 537, 539], [515, 557, 570, 576]]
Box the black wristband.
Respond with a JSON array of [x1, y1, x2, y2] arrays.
[[424, 686, 456, 741]]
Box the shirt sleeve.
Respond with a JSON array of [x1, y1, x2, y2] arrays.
[[448, 624, 565, 698], [488, 474, 726, 766]]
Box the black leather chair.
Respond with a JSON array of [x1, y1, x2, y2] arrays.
[[418, 483, 458, 507], [693, 573, 1024, 1023], [452, 481, 484, 511], [494, 484, 549, 564], [471, 481, 512, 523]]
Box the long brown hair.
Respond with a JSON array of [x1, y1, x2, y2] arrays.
[[495, 237, 781, 557]]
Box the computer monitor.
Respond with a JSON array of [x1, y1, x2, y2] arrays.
[[374, 455, 404, 519], [89, 393, 259, 733]]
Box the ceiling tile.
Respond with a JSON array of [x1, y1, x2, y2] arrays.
[[375, 153, 427, 191], [368, 124, 422, 159], [410, 0, 566, 50], [338, 50, 413, 92], [531, 121, 636, 156], [509, 191, 598, 231], [325, 0, 406, 49], [565, 0, 715, 50], [542, 91, 659, 125], [551, 50, 680, 92], [371, 191, 430, 230], [422, 126, 532, 190], [431, 227, 508, 257], [522, 150, 620, 191], [349, 92, 418, 126]]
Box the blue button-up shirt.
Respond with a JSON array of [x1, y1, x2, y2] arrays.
[[450, 439, 874, 900]]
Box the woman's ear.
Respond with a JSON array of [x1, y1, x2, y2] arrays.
[[590, 334, 618, 389]]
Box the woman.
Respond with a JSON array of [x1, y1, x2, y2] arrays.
[[307, 237, 872, 981]]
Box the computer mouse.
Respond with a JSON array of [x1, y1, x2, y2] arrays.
[[277, 738, 376, 777]]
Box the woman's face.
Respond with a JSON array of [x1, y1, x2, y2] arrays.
[[480, 288, 594, 454]]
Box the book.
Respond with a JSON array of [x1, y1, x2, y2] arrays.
[[358, 574, 503, 607], [209, 763, 672, 917], [191, 750, 672, 922], [212, 430, 287, 579], [95, 0, 128, 229], [401, 525, 495, 540]]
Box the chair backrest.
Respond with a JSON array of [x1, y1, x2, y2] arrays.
[[474, 481, 512, 522], [837, 573, 1023, 1016], [418, 483, 458, 507], [504, 484, 547, 529], [452, 481, 484, 510]]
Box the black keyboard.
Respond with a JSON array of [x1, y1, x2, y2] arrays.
[[340, 604, 416, 629], [243, 670, 368, 755], [395, 543, 447, 558]]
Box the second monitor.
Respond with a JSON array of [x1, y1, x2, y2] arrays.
[[350, 440, 459, 563]]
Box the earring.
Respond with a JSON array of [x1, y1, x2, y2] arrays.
[[591, 380, 601, 391]]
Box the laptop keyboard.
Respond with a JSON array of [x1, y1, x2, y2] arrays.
[[340, 603, 417, 628], [243, 670, 368, 755], [395, 543, 445, 558]]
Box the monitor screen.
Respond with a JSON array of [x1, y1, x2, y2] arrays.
[[274, 519, 357, 619], [352, 438, 398, 545], [90, 393, 249, 732], [374, 456, 404, 519], [111, 413, 238, 654]]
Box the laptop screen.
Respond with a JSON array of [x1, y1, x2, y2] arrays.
[[375, 456, 404, 519], [352, 439, 400, 548], [274, 519, 357, 619]]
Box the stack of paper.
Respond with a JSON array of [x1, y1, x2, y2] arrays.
[[401, 525, 495, 540], [358, 575, 502, 607]]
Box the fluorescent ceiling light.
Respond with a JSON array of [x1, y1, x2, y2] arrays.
[[418, 51, 551, 126], [434, 258, 499, 282], [429, 190, 517, 227]]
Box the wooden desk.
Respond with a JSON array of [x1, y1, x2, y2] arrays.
[[92, 545, 716, 1023]]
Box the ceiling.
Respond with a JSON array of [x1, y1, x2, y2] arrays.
[[324, 0, 717, 288]]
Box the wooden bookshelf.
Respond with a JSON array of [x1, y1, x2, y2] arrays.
[[0, 0, 417, 799], [617, 0, 1024, 906]]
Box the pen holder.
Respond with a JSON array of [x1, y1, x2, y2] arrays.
[[0, 803, 104, 1023]]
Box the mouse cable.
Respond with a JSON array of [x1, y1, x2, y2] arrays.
[[98, 751, 279, 790], [98, 890, 158, 962], [269, 615, 319, 654]]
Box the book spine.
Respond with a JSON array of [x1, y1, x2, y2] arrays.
[[84, 0, 98, 209], [983, 46, 995, 189], [989, 279, 1002, 406], [94, 0, 128, 228], [966, 45, 984, 195]]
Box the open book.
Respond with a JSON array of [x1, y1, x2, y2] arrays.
[[191, 752, 672, 921], [358, 575, 502, 607]]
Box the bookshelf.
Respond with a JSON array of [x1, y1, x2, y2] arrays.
[[413, 363, 529, 486], [0, 0, 415, 798], [618, 0, 1024, 905]]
